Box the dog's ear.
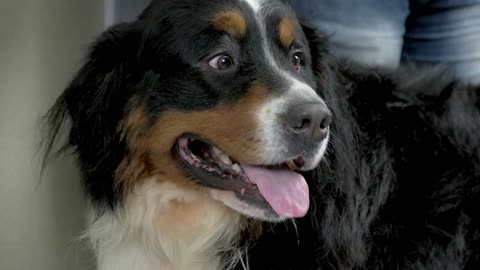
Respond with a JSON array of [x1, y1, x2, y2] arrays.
[[42, 22, 142, 206], [299, 20, 330, 74], [45, 22, 141, 149], [298, 19, 338, 99]]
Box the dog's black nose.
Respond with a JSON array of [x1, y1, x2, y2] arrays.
[[283, 102, 332, 141]]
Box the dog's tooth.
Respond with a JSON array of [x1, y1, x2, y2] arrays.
[[218, 153, 232, 165], [211, 146, 223, 157], [212, 146, 232, 165], [232, 164, 241, 173], [219, 154, 232, 165], [286, 160, 298, 171]]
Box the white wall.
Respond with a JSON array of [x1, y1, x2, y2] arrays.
[[0, 1, 104, 269]]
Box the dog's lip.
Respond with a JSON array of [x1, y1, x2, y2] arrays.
[[175, 134, 305, 185], [175, 135, 248, 181], [175, 135, 273, 213], [174, 134, 310, 219]]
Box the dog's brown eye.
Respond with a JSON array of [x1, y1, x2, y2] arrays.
[[292, 51, 305, 72], [208, 54, 234, 70]]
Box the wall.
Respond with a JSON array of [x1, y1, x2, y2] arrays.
[[0, 1, 104, 269], [105, 0, 150, 27]]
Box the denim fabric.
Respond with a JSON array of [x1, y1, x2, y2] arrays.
[[285, 0, 480, 83]]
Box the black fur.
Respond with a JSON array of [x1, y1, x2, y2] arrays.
[[242, 24, 480, 270], [43, 0, 480, 269]]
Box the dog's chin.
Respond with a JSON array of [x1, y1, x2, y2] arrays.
[[175, 134, 328, 221]]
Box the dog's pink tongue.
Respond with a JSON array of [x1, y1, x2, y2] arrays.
[[242, 165, 309, 218]]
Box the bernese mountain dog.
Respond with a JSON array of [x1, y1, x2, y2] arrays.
[[43, 0, 480, 269]]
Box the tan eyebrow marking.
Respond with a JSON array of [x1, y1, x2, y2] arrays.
[[278, 16, 296, 48], [210, 10, 247, 38]]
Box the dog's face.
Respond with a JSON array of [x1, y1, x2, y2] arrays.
[[59, 0, 331, 221]]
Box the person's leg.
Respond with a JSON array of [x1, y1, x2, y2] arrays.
[[284, 0, 410, 68], [403, 0, 480, 83]]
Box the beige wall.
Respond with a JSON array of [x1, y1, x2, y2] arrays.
[[0, 1, 104, 269]]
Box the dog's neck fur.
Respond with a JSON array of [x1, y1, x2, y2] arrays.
[[86, 180, 245, 270]]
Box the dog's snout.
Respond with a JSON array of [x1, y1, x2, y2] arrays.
[[283, 103, 332, 141]]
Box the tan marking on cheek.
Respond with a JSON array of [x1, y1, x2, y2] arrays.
[[114, 83, 272, 201], [147, 82, 271, 167], [210, 10, 247, 38], [115, 155, 150, 187], [278, 16, 296, 48], [118, 105, 149, 144], [110, 86, 278, 239], [115, 105, 151, 187]]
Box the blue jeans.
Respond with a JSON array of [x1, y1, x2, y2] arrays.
[[285, 0, 480, 83]]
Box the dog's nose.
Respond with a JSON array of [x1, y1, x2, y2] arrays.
[[283, 102, 332, 141]]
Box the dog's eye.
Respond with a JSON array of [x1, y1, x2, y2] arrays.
[[292, 51, 305, 72], [208, 54, 235, 70]]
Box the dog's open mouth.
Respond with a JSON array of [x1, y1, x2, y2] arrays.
[[176, 135, 309, 219]]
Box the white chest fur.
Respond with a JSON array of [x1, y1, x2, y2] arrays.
[[85, 180, 244, 270]]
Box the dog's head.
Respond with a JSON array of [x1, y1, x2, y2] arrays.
[[46, 0, 333, 222]]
